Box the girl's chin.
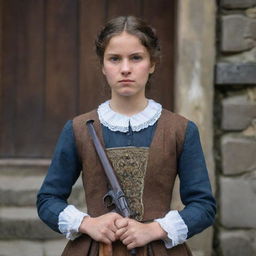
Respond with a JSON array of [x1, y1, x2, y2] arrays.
[[111, 87, 145, 98], [114, 89, 137, 97]]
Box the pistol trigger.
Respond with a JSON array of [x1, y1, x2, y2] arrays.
[[103, 193, 114, 208]]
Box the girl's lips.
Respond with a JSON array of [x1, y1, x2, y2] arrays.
[[119, 79, 135, 82]]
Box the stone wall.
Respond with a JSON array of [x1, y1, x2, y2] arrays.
[[215, 0, 256, 255]]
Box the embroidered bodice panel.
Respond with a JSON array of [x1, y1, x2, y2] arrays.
[[106, 147, 149, 221]]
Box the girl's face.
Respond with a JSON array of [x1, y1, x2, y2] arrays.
[[102, 31, 155, 99]]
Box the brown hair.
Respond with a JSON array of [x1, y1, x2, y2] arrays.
[[95, 16, 161, 64]]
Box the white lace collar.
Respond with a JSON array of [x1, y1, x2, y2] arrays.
[[97, 99, 162, 133]]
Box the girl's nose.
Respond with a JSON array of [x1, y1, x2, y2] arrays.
[[121, 59, 131, 76]]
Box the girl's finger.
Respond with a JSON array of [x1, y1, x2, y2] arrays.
[[115, 227, 127, 238], [115, 218, 129, 228], [121, 234, 133, 246]]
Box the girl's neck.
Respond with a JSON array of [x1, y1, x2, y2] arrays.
[[109, 96, 148, 117]]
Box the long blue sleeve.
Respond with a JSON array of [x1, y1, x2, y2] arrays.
[[178, 121, 216, 238], [37, 120, 82, 232], [37, 118, 216, 238]]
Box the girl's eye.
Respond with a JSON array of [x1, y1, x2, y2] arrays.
[[131, 55, 143, 61], [109, 56, 120, 62]]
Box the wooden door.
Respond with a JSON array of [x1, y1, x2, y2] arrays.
[[0, 0, 176, 158]]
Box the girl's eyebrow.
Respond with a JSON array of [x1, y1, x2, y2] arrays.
[[105, 53, 120, 56], [130, 51, 145, 55], [105, 51, 145, 56]]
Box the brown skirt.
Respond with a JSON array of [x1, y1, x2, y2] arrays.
[[61, 235, 193, 256]]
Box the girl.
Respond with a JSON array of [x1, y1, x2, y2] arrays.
[[37, 16, 216, 256]]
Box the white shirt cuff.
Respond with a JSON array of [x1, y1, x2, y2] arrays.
[[155, 210, 188, 248], [58, 205, 88, 240]]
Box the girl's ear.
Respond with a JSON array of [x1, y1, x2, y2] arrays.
[[149, 63, 155, 74], [102, 65, 106, 75]]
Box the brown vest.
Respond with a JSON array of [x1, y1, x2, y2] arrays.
[[61, 109, 192, 256]]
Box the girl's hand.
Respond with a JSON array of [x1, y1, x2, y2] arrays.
[[79, 212, 123, 244], [115, 218, 167, 250]]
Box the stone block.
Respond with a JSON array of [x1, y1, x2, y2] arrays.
[[43, 239, 67, 256], [221, 15, 256, 52], [246, 7, 256, 18], [221, 0, 256, 9], [0, 158, 50, 176], [220, 174, 256, 228], [0, 206, 87, 240], [0, 207, 62, 239], [0, 176, 44, 206], [220, 230, 256, 256], [0, 240, 43, 256], [215, 62, 256, 85], [0, 175, 84, 207], [222, 95, 256, 130], [221, 135, 256, 174], [0, 239, 67, 256]]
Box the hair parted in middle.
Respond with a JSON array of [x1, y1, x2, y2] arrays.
[[95, 16, 161, 65]]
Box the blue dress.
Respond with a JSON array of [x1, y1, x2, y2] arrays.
[[37, 118, 216, 242]]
